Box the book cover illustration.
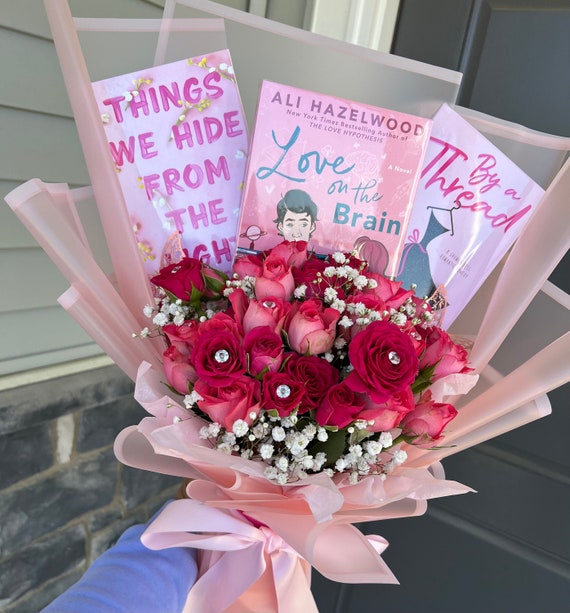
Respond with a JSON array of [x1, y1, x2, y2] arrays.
[[92, 50, 249, 276], [396, 103, 545, 327], [235, 80, 432, 278]]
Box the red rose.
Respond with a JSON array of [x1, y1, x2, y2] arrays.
[[190, 325, 246, 386], [401, 391, 457, 440], [419, 327, 471, 381], [356, 387, 415, 431], [283, 354, 339, 412], [345, 320, 419, 403], [162, 345, 197, 394], [315, 382, 366, 428], [261, 371, 305, 417], [195, 376, 261, 430], [285, 299, 340, 355], [292, 256, 328, 293], [150, 257, 205, 301], [197, 312, 240, 336], [255, 253, 295, 300], [243, 326, 284, 376]]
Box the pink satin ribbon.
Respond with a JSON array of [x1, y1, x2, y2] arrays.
[[142, 499, 317, 613]]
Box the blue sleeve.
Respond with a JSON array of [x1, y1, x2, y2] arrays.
[[41, 511, 198, 613]]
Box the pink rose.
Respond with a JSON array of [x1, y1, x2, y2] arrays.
[[150, 257, 205, 301], [202, 264, 227, 298], [261, 371, 305, 417], [315, 382, 366, 428], [268, 240, 308, 268], [243, 326, 284, 376], [195, 376, 261, 430], [401, 391, 457, 440], [162, 345, 197, 394], [163, 321, 200, 355], [356, 387, 415, 432], [254, 253, 295, 301], [345, 320, 419, 403], [190, 324, 246, 386], [242, 297, 292, 336], [283, 354, 339, 412], [233, 253, 264, 279], [364, 272, 414, 310], [285, 299, 340, 355], [419, 327, 471, 381]]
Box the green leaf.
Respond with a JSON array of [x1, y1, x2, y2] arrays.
[[308, 428, 348, 467], [411, 363, 437, 395]]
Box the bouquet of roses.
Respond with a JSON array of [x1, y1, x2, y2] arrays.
[[144, 239, 472, 484], [110, 239, 478, 612]]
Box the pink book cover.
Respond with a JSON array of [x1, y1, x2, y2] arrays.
[[396, 103, 545, 328], [91, 50, 249, 276], [235, 80, 432, 278]]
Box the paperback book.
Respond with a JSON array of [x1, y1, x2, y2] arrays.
[[92, 50, 249, 276], [396, 103, 545, 327], [235, 80, 432, 278]]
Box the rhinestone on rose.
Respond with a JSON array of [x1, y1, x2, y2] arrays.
[[276, 384, 291, 398], [388, 351, 401, 365], [214, 349, 230, 363], [263, 300, 276, 308]]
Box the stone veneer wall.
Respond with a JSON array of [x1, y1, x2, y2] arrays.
[[0, 365, 181, 613]]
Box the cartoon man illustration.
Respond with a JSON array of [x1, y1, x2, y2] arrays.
[[274, 189, 318, 242]]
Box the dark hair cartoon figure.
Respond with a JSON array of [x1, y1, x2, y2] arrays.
[[274, 189, 318, 242]]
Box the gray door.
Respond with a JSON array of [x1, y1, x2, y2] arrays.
[[312, 2, 570, 611]]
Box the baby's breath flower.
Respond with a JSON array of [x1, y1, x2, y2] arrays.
[[153, 312, 169, 327], [334, 337, 347, 349], [332, 252, 347, 264], [353, 275, 368, 289], [331, 299, 346, 313], [264, 466, 279, 480], [335, 457, 348, 472], [324, 287, 338, 303], [390, 312, 407, 326], [232, 419, 249, 437], [259, 443, 274, 459], [271, 426, 286, 442], [378, 432, 393, 448], [364, 440, 383, 456], [339, 315, 354, 328], [393, 449, 408, 465], [143, 305, 154, 318], [184, 390, 203, 408], [293, 284, 307, 299], [275, 456, 289, 471]]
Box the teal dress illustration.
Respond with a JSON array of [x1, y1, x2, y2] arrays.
[[397, 210, 450, 299]]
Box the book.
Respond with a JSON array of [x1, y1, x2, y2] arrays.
[[235, 80, 432, 278], [91, 50, 249, 276], [396, 103, 545, 328]]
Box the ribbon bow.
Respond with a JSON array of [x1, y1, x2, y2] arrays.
[[142, 498, 317, 613]]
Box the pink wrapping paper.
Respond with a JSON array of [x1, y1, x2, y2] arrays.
[[114, 362, 474, 612]]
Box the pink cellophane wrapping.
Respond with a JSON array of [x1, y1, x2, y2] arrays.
[[114, 362, 474, 612]]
